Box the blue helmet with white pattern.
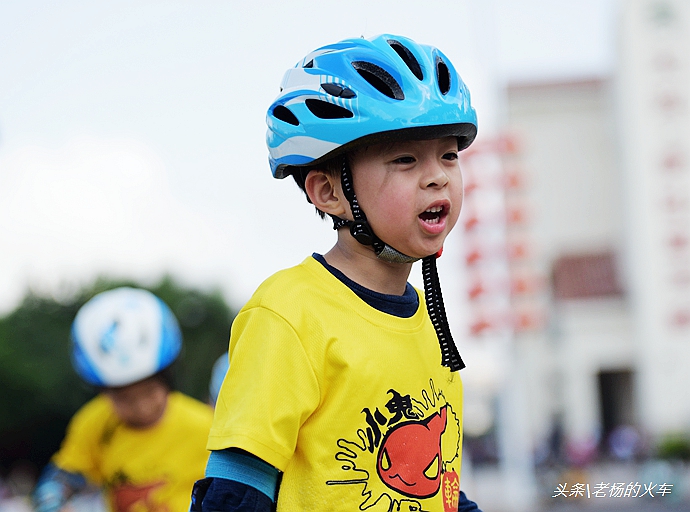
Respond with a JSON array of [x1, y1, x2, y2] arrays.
[[266, 33, 477, 178], [70, 287, 182, 387]]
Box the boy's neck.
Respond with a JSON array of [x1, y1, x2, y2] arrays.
[[323, 236, 412, 296]]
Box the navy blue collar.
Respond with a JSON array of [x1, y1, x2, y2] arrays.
[[312, 253, 419, 318]]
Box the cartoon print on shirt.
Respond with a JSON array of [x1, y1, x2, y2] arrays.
[[107, 470, 169, 512], [326, 379, 461, 512], [378, 406, 447, 498]]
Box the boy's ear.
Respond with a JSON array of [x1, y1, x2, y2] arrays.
[[304, 171, 349, 218]]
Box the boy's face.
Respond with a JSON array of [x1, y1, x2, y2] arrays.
[[349, 136, 463, 260], [104, 377, 169, 429]]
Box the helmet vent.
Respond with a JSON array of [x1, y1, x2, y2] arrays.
[[436, 57, 451, 95], [272, 105, 300, 126], [304, 59, 314, 68], [305, 99, 354, 119], [387, 39, 424, 81], [321, 83, 356, 98], [352, 61, 404, 100]]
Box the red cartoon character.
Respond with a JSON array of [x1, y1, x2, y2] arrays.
[[377, 406, 447, 498], [112, 480, 168, 512]]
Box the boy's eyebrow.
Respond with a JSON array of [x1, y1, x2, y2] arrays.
[[374, 138, 459, 157], [374, 142, 398, 155]]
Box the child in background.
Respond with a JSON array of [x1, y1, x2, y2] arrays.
[[192, 34, 482, 511], [32, 287, 214, 512]]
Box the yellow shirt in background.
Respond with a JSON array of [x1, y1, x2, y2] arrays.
[[53, 391, 213, 512]]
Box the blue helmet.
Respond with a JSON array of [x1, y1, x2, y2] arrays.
[[71, 287, 182, 387], [266, 33, 478, 178], [209, 351, 229, 406]]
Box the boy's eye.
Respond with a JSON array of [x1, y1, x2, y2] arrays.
[[442, 151, 459, 161], [393, 156, 416, 164]]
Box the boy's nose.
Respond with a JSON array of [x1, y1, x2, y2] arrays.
[[422, 160, 450, 188]]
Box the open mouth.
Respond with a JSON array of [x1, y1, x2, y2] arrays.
[[419, 205, 446, 225]]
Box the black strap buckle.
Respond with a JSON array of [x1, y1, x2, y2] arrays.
[[350, 221, 374, 246]]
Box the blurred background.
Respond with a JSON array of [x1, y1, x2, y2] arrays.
[[2, 0, 690, 511]]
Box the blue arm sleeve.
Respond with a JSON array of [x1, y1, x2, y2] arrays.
[[458, 490, 483, 512], [191, 451, 479, 512], [189, 449, 279, 512], [32, 463, 87, 512]]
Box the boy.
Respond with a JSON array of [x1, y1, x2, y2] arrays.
[[32, 287, 214, 512], [192, 34, 481, 511]]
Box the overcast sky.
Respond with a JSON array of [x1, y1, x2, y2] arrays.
[[0, 0, 620, 314]]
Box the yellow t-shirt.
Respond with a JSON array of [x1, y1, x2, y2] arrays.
[[52, 391, 213, 512], [210, 256, 464, 512]]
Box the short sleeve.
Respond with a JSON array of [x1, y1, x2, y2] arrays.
[[51, 396, 110, 484], [208, 306, 321, 471]]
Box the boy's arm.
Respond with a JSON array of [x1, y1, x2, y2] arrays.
[[190, 453, 482, 512], [32, 463, 88, 512], [33, 397, 107, 512], [190, 449, 278, 512], [458, 490, 483, 512]]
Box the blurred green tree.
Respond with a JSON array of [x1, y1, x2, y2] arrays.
[[0, 276, 235, 475], [657, 432, 690, 461]]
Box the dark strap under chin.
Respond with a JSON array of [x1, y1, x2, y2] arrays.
[[335, 159, 419, 264]]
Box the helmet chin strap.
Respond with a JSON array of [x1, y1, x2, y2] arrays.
[[331, 161, 418, 264], [330, 158, 465, 371]]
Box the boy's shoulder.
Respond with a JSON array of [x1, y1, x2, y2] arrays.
[[164, 391, 213, 441], [61, 394, 117, 441], [166, 391, 214, 424], [246, 256, 330, 308], [72, 393, 114, 421]]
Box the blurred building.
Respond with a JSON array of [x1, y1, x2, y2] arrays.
[[461, 0, 690, 473], [617, 0, 690, 440], [504, 76, 632, 463]]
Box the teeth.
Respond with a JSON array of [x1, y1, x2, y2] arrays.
[[425, 206, 443, 213]]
